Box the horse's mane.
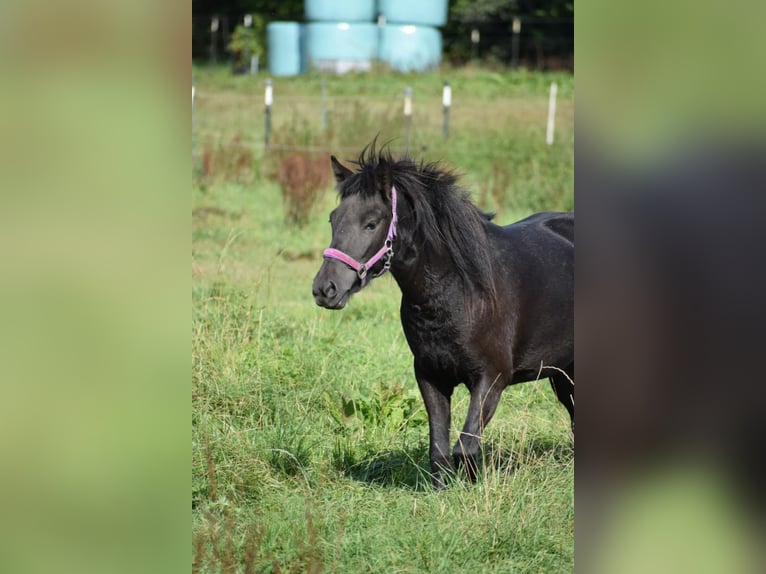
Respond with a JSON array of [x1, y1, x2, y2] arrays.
[[339, 142, 497, 301]]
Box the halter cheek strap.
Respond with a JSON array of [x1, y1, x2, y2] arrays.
[[323, 186, 398, 288]]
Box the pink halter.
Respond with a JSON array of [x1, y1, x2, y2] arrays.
[[323, 186, 398, 287]]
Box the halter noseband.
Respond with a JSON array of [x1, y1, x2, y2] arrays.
[[323, 186, 398, 288]]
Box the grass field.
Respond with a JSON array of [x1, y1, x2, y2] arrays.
[[192, 65, 574, 573]]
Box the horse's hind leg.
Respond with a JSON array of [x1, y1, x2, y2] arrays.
[[453, 372, 505, 482], [549, 363, 574, 431]]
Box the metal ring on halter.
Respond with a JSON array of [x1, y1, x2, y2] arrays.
[[357, 265, 367, 280], [382, 247, 394, 271]]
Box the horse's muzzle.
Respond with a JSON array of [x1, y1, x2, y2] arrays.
[[313, 258, 360, 309], [312, 277, 351, 309]]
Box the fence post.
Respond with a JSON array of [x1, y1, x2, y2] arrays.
[[265, 79, 273, 150], [210, 17, 219, 64], [243, 15, 254, 75], [442, 81, 451, 139], [404, 86, 413, 150], [511, 17, 521, 69], [546, 82, 557, 145], [321, 77, 327, 132], [192, 84, 195, 164], [471, 29, 480, 61]]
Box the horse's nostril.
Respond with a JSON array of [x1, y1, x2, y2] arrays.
[[324, 281, 337, 298]]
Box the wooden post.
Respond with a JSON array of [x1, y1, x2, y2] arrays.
[[321, 77, 327, 132], [471, 29, 480, 61], [404, 86, 413, 150], [265, 79, 273, 150], [210, 17, 219, 64], [546, 82, 557, 145], [442, 81, 451, 139], [192, 84, 195, 163], [511, 17, 521, 69]]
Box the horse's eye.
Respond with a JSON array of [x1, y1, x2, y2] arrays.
[[364, 221, 377, 231]]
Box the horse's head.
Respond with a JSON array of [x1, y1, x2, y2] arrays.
[[312, 155, 396, 309]]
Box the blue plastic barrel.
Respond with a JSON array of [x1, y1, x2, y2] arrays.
[[379, 25, 442, 72], [378, 0, 448, 27], [305, 0, 375, 22], [267, 22, 302, 76], [304, 22, 379, 73]]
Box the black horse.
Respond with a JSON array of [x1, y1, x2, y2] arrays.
[[312, 144, 573, 488]]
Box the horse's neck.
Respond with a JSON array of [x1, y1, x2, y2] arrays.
[[391, 253, 465, 310], [390, 208, 483, 309]]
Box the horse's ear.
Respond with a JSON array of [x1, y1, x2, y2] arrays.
[[331, 156, 353, 183], [375, 156, 393, 201]]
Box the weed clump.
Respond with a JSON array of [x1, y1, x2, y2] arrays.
[[268, 152, 331, 227], [198, 133, 256, 184]]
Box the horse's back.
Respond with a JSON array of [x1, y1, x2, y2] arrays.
[[495, 211, 574, 266], [510, 211, 573, 245]]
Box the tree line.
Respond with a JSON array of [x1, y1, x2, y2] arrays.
[[192, 0, 573, 69]]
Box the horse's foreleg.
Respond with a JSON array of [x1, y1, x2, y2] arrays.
[[415, 369, 452, 489], [454, 372, 505, 482]]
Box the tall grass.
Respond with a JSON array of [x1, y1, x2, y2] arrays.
[[192, 64, 573, 216], [192, 66, 573, 572]]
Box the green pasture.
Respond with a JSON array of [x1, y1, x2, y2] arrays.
[[192, 65, 573, 573]]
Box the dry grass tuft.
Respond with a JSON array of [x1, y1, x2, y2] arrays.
[[268, 152, 331, 227]]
